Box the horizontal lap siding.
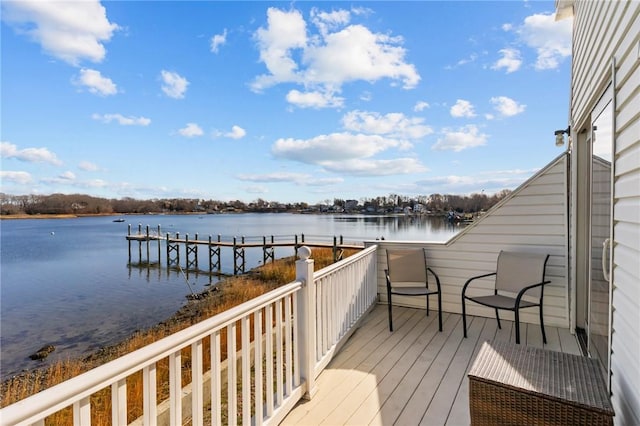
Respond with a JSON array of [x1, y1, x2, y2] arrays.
[[571, 1, 640, 424], [374, 156, 569, 328], [612, 90, 640, 424]]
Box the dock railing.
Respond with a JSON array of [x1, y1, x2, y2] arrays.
[[0, 245, 378, 426]]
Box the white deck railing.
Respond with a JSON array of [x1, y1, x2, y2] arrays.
[[0, 245, 378, 426], [312, 244, 379, 377]]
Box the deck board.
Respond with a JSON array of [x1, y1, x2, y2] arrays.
[[326, 313, 439, 425], [281, 305, 581, 426], [444, 318, 499, 426], [367, 314, 459, 426], [349, 313, 445, 425]]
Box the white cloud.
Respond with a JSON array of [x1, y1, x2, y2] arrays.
[[286, 89, 344, 109], [273, 132, 407, 165], [415, 168, 538, 194], [83, 179, 108, 188], [74, 68, 117, 96], [304, 24, 420, 89], [0, 142, 18, 157], [450, 99, 476, 118], [306, 177, 344, 186], [445, 52, 480, 70], [490, 96, 526, 117], [225, 125, 246, 139], [432, 125, 488, 152], [321, 158, 427, 176], [92, 113, 151, 126], [491, 48, 522, 73], [359, 91, 372, 102], [252, 8, 308, 89], [271, 131, 428, 177], [238, 172, 310, 183], [1, 141, 63, 165], [517, 12, 572, 70], [1, 0, 119, 66], [213, 125, 247, 139], [414, 101, 430, 112], [178, 123, 203, 137], [244, 185, 269, 194], [251, 7, 420, 106], [79, 161, 100, 171], [59, 171, 76, 180], [310, 7, 351, 37], [342, 110, 432, 140], [0, 171, 33, 185], [237, 172, 343, 186], [272, 108, 432, 177], [160, 70, 189, 99], [210, 29, 227, 53]]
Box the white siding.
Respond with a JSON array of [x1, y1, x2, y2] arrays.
[[570, 1, 640, 424], [372, 154, 570, 329]]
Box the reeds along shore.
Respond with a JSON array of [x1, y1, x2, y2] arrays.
[[0, 247, 359, 424]]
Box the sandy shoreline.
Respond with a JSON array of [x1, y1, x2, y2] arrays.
[[0, 212, 212, 220], [0, 213, 110, 220]]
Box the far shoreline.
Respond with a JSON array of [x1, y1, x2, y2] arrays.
[[1, 211, 447, 221], [1, 213, 180, 220], [1, 213, 88, 220]]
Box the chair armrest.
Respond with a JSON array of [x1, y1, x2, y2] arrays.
[[514, 280, 552, 305], [462, 272, 497, 297], [427, 267, 442, 291]]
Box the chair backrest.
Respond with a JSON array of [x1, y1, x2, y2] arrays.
[[495, 251, 550, 297], [386, 249, 428, 284]]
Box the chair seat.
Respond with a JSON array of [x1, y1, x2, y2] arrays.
[[390, 286, 436, 296], [467, 294, 538, 310]]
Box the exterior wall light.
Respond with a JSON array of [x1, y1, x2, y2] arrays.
[[555, 127, 570, 147]]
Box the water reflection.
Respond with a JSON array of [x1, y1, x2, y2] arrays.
[[127, 262, 223, 289], [330, 214, 466, 240]]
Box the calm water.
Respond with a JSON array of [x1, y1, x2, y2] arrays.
[[0, 213, 460, 379]]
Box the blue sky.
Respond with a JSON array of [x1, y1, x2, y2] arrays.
[[1, 1, 572, 204]]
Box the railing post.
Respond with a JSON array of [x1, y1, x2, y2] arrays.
[[295, 246, 317, 400]]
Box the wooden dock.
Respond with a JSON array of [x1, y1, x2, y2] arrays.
[[126, 224, 364, 275]]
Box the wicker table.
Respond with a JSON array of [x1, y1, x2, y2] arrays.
[[468, 341, 614, 425]]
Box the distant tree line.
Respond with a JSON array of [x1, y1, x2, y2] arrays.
[[0, 190, 512, 217], [334, 190, 512, 214]]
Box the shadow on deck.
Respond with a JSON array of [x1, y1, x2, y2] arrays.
[[282, 304, 581, 425]]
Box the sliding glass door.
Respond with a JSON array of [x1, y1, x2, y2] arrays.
[[588, 90, 612, 376]]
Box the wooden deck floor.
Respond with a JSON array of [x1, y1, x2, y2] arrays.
[[281, 304, 582, 426]]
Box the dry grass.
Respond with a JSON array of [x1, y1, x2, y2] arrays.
[[0, 247, 359, 424]]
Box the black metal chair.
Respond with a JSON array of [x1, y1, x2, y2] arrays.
[[385, 249, 442, 332], [462, 250, 551, 344]]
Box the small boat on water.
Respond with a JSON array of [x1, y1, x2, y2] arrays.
[[113, 218, 126, 222]]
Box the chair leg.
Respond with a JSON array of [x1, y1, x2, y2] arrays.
[[387, 289, 393, 332], [426, 294, 430, 316], [515, 309, 521, 344], [437, 293, 443, 332], [539, 304, 547, 344], [495, 308, 502, 329], [462, 297, 468, 338]]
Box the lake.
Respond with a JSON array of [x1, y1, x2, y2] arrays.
[[0, 213, 461, 379]]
